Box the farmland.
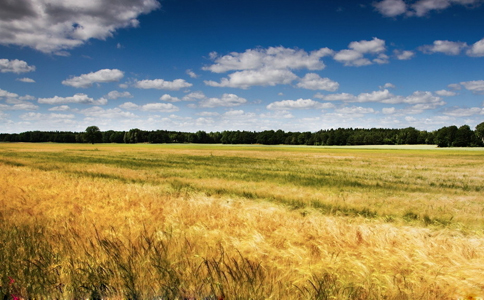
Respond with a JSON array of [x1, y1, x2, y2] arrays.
[[1, 143, 484, 299]]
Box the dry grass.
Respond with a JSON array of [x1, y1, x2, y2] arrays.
[[1, 143, 484, 299]]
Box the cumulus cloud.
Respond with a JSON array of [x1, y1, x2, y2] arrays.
[[420, 40, 468, 55], [373, 0, 407, 17], [134, 78, 192, 90], [267, 98, 334, 110], [0, 59, 35, 73], [357, 89, 402, 103], [333, 38, 386, 67], [443, 107, 483, 117], [38, 93, 108, 105], [411, 0, 481, 17], [80, 106, 138, 119], [333, 50, 371, 67], [20, 112, 75, 121], [106, 90, 133, 100], [0, 102, 39, 111], [296, 73, 339, 91], [460, 80, 484, 94], [160, 94, 181, 102], [467, 38, 484, 57], [0, 88, 20, 99], [335, 106, 375, 115], [435, 89, 457, 96], [380, 83, 396, 89], [315, 92, 357, 101], [186, 69, 199, 78], [16, 77, 35, 83], [393, 50, 415, 60], [204, 68, 298, 89], [48, 105, 71, 111], [62, 69, 124, 88], [316, 89, 445, 110], [374, 0, 482, 17], [0, 0, 160, 54], [182, 91, 206, 101], [199, 93, 247, 108], [204, 46, 333, 73], [349, 37, 386, 53]]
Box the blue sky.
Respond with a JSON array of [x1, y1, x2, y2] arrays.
[[1, 0, 483, 134]]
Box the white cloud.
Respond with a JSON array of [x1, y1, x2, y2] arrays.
[[266, 98, 333, 110], [48, 105, 71, 111], [296, 73, 339, 91], [106, 90, 133, 100], [16, 77, 35, 83], [62, 69, 124, 88], [160, 94, 181, 102], [224, 110, 245, 116], [335, 106, 375, 115], [411, 0, 453, 16], [119, 102, 139, 110], [203, 46, 333, 73], [460, 80, 484, 94], [403, 91, 444, 106], [315, 92, 357, 101], [196, 111, 220, 117], [186, 69, 199, 78], [182, 91, 206, 101], [374, 0, 407, 17], [357, 89, 402, 103], [20, 112, 74, 121], [448, 83, 462, 90], [0, 88, 19, 99], [435, 89, 457, 96], [0, 0, 160, 54], [134, 78, 192, 90], [380, 83, 396, 89], [467, 38, 484, 57], [373, 53, 390, 64], [140, 103, 179, 112], [0, 102, 39, 111], [333, 50, 371, 67], [199, 93, 247, 108], [80, 106, 138, 119], [393, 50, 415, 60], [333, 38, 386, 67], [382, 107, 397, 114], [374, 0, 482, 17], [204, 68, 298, 89], [420, 40, 468, 55], [0, 59, 35, 73], [349, 37, 386, 54], [443, 107, 483, 117], [38, 93, 107, 105]]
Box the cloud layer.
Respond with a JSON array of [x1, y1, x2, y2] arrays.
[[0, 0, 160, 54]]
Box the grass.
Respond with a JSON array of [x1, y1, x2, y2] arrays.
[[1, 143, 484, 299]]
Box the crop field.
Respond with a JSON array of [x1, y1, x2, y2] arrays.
[[1, 143, 484, 299]]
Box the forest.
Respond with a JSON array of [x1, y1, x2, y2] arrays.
[[1, 122, 484, 147]]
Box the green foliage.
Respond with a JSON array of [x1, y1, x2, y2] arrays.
[[84, 126, 102, 144], [476, 121, 484, 143], [2, 123, 484, 146]]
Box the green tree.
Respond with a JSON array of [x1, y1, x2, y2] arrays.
[[453, 125, 473, 147], [84, 126, 102, 144], [476, 122, 484, 144]]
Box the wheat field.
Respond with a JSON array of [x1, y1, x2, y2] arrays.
[[1, 143, 484, 299]]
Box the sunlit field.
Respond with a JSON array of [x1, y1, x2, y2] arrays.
[[1, 143, 484, 299]]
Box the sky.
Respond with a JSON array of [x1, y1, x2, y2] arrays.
[[1, 0, 484, 134]]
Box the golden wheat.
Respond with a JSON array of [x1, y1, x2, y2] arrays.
[[1, 143, 484, 299]]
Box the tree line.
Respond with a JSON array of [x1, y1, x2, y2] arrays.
[[1, 122, 484, 147]]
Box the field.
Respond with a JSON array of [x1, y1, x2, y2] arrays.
[[1, 143, 484, 299]]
